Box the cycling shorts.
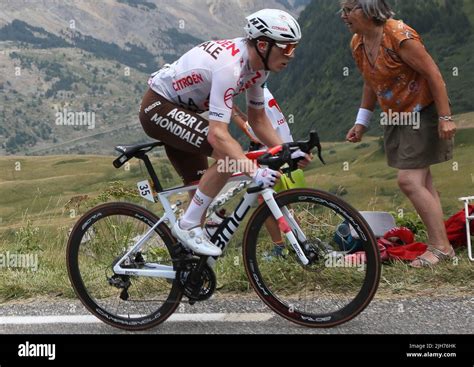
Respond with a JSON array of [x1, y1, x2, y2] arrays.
[[139, 88, 213, 184]]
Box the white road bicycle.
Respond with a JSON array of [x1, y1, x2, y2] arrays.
[[66, 132, 381, 330]]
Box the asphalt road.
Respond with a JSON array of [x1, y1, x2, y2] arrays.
[[0, 294, 473, 334]]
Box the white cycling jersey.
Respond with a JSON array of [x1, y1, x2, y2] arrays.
[[263, 87, 293, 143], [148, 38, 268, 124], [248, 87, 294, 144]]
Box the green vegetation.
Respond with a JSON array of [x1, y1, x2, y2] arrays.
[[0, 20, 70, 48], [0, 17, 208, 153], [2, 0, 472, 154], [1, 45, 150, 154], [0, 20, 155, 72], [1, 124, 473, 301], [0, 1, 473, 301]]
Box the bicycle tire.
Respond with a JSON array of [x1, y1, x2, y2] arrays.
[[242, 188, 380, 328], [66, 202, 183, 330]]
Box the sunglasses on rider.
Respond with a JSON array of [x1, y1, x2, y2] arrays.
[[274, 42, 298, 56]]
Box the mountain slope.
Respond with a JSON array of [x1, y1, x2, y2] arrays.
[[0, 0, 310, 155], [0, 0, 310, 52], [270, 0, 474, 141]]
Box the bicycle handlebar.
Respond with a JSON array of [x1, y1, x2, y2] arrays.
[[255, 131, 325, 169], [247, 131, 325, 194]]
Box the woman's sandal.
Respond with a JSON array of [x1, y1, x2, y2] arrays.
[[410, 246, 456, 268]]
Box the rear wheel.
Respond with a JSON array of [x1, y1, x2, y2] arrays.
[[243, 189, 380, 327], [66, 202, 182, 330]]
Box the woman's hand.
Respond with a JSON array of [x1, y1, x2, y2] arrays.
[[346, 124, 367, 143], [297, 153, 313, 169], [439, 120, 456, 140], [291, 149, 313, 169]]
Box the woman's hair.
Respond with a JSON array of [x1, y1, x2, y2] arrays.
[[341, 0, 395, 25]]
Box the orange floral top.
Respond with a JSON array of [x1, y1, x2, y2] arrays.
[[351, 19, 434, 113]]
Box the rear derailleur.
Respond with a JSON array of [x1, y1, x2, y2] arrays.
[[107, 252, 146, 301]]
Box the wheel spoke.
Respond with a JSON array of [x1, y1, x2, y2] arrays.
[[67, 203, 182, 330], [244, 189, 380, 327]]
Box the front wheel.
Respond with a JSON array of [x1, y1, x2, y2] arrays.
[[243, 189, 380, 328]]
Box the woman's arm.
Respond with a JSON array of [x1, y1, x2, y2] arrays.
[[361, 82, 377, 111], [347, 82, 377, 142], [398, 40, 456, 140]]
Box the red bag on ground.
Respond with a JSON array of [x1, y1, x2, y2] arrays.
[[378, 231, 427, 262], [383, 227, 415, 245], [347, 205, 474, 264], [346, 239, 427, 263], [385, 242, 428, 261], [346, 227, 426, 263], [445, 205, 474, 248]]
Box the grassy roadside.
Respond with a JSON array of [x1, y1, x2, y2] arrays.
[[1, 123, 473, 302], [0, 219, 472, 302]]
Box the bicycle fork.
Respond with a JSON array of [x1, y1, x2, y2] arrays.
[[261, 190, 310, 265]]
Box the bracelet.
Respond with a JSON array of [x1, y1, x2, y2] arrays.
[[438, 115, 453, 121], [355, 108, 374, 128]]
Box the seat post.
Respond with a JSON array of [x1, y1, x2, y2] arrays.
[[138, 152, 164, 193]]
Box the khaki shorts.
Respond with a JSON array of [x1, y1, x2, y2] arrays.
[[384, 104, 454, 170]]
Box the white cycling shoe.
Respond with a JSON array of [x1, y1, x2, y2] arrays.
[[172, 221, 222, 257]]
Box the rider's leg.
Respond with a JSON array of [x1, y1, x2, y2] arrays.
[[164, 144, 208, 204], [265, 218, 285, 257], [180, 160, 232, 229], [173, 161, 231, 256], [257, 196, 283, 244], [265, 218, 283, 244], [139, 90, 223, 255]]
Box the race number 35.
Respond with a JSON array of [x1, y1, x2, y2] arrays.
[[137, 180, 155, 203]]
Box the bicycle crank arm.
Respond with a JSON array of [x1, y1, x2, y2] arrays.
[[261, 190, 309, 265]]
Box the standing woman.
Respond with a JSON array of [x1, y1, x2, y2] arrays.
[[342, 0, 457, 267]]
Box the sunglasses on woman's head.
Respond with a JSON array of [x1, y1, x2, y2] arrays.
[[341, 5, 361, 16]]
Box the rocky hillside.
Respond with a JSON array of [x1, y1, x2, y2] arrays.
[[0, 0, 310, 155]]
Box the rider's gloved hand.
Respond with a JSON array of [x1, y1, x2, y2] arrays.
[[251, 167, 281, 188]]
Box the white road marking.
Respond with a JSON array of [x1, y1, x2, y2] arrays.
[[0, 313, 274, 325]]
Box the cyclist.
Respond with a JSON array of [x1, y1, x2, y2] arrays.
[[139, 9, 311, 257], [233, 84, 294, 149], [232, 83, 307, 257]]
